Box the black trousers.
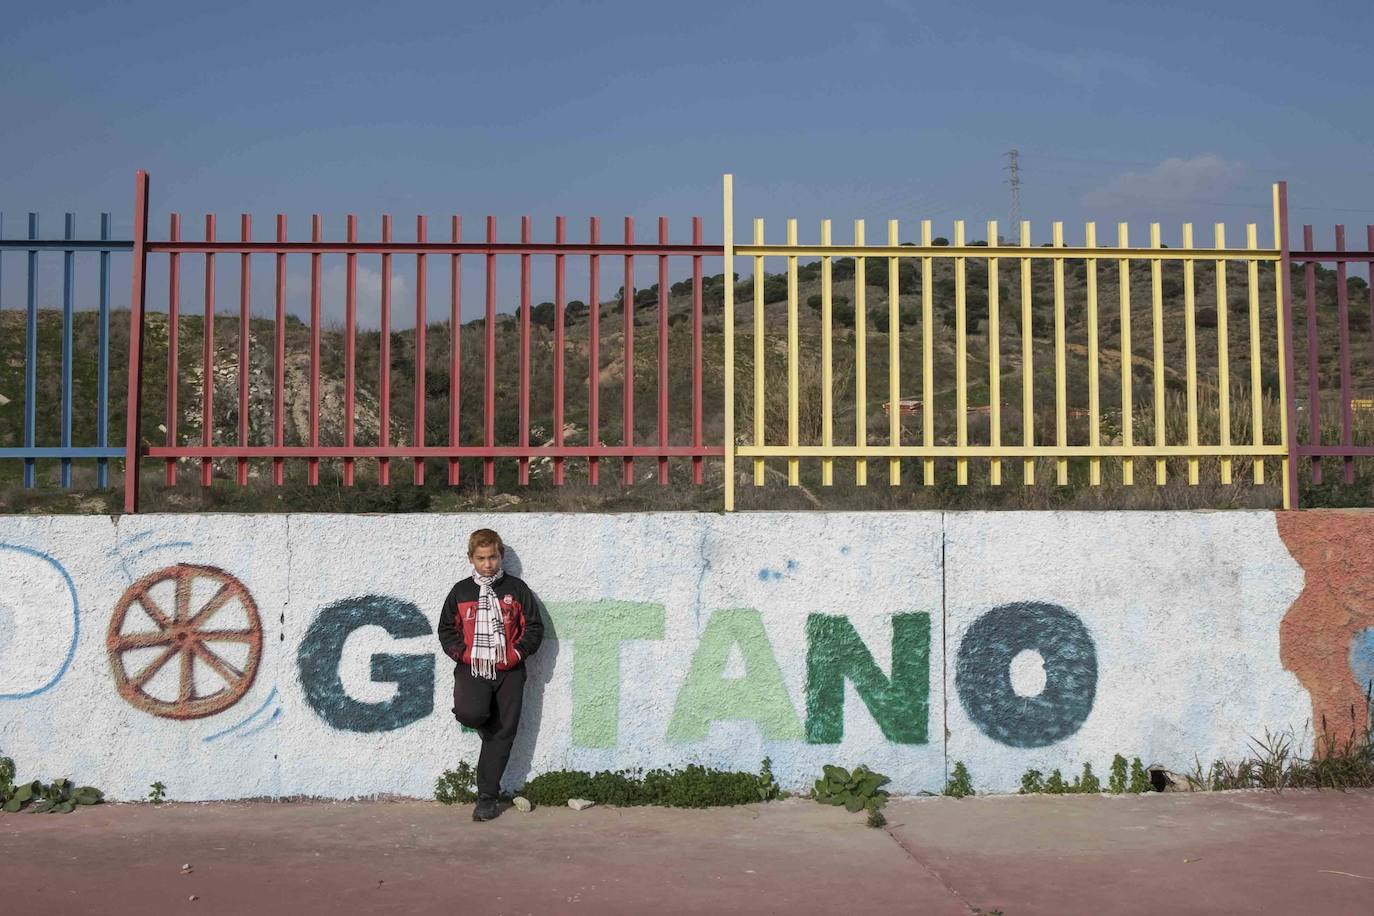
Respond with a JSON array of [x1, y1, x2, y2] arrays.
[[451, 663, 527, 798]]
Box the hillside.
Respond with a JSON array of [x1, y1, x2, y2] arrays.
[[1, 249, 1370, 512]]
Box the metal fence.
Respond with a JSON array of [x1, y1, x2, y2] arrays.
[[4, 172, 1372, 512], [0, 212, 127, 488], [722, 177, 1293, 509], [123, 172, 722, 513], [1286, 220, 1374, 490]]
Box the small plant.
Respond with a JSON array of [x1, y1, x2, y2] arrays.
[[1018, 768, 1044, 794], [516, 764, 774, 809], [1044, 769, 1068, 794], [944, 761, 974, 798], [1128, 757, 1151, 794], [148, 781, 168, 804], [0, 752, 103, 815], [811, 764, 890, 814], [1075, 762, 1101, 793], [434, 762, 478, 805], [1109, 754, 1128, 794], [756, 757, 781, 802]]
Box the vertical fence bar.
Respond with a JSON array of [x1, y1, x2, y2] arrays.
[[956, 220, 969, 485], [1303, 225, 1320, 484], [1335, 224, 1354, 484], [1150, 223, 1166, 484], [1246, 223, 1264, 484], [1368, 225, 1374, 413], [691, 216, 704, 484], [344, 215, 358, 486], [309, 215, 322, 486], [722, 174, 735, 511], [237, 214, 251, 487], [201, 213, 216, 488], [60, 213, 74, 488], [123, 172, 151, 513], [588, 216, 600, 486], [887, 218, 900, 486], [484, 215, 496, 487], [788, 218, 800, 486], [922, 219, 934, 486], [988, 221, 1002, 486], [1275, 183, 1295, 509], [518, 216, 531, 486], [1118, 223, 1133, 485], [273, 215, 286, 486], [623, 216, 635, 486], [1020, 221, 1034, 485], [1216, 224, 1232, 485], [1052, 221, 1067, 485], [378, 215, 392, 485], [658, 216, 670, 484], [98, 213, 111, 487], [854, 219, 867, 486], [448, 215, 461, 486], [1085, 222, 1100, 486], [24, 213, 37, 488], [752, 218, 764, 486], [821, 219, 834, 486], [1183, 223, 1199, 485], [415, 215, 428, 486], [555, 216, 567, 486], [165, 214, 180, 485]]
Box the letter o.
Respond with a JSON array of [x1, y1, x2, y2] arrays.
[[954, 602, 1097, 748]]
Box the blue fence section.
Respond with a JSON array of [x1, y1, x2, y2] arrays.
[[0, 213, 131, 488]]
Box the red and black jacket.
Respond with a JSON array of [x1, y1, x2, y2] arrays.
[[437, 574, 544, 671]]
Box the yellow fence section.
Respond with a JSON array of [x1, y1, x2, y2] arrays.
[[721, 175, 1292, 511]]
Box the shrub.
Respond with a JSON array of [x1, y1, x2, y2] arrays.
[[517, 761, 777, 809], [944, 761, 974, 798], [811, 764, 890, 814], [434, 761, 478, 805], [1109, 754, 1128, 794]]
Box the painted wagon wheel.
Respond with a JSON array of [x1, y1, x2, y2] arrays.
[[107, 564, 263, 720]]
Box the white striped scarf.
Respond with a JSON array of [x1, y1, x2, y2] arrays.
[[470, 570, 507, 680]]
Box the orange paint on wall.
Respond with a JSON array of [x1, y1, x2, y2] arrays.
[[1277, 511, 1374, 748]]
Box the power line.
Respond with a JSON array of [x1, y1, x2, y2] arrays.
[[1004, 149, 1022, 240]]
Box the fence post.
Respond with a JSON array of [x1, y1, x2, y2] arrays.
[[722, 174, 735, 512], [1276, 181, 1299, 510], [122, 171, 150, 514]]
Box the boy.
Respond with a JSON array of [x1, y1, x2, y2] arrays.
[[437, 528, 544, 821]]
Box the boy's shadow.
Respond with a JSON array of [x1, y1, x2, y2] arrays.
[[501, 547, 558, 794]]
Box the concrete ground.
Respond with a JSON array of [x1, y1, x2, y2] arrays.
[[3, 791, 1372, 915]]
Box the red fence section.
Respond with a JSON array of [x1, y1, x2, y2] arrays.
[[1285, 219, 1374, 489], [123, 171, 723, 512]]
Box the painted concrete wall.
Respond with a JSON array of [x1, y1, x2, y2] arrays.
[[0, 511, 1368, 800]]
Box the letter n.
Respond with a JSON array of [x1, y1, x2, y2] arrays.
[[805, 612, 929, 744]]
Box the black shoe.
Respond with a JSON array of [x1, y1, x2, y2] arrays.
[[472, 795, 501, 822]]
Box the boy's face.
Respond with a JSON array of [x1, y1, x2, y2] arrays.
[[470, 543, 502, 578]]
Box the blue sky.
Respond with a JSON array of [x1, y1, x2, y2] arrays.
[[2, 0, 1371, 321]]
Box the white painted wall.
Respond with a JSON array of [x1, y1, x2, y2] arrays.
[[0, 512, 1313, 800]]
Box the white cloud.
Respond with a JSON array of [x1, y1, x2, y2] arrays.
[[285, 263, 409, 329], [1080, 154, 1247, 208]]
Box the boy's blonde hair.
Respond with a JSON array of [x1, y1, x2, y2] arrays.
[[467, 528, 505, 557]]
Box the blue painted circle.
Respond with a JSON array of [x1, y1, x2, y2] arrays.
[[955, 602, 1098, 748], [0, 603, 14, 655], [0, 544, 80, 701], [1350, 628, 1374, 697]]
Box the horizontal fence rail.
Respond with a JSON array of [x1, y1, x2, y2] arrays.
[[122, 171, 724, 512], [722, 177, 1294, 510], [0, 213, 129, 488], [1287, 219, 1374, 490]]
